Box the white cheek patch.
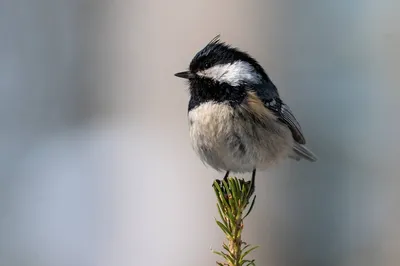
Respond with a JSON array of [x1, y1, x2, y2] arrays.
[[197, 60, 261, 86]]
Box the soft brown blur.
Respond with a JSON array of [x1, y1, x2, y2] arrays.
[[1, 0, 399, 265]]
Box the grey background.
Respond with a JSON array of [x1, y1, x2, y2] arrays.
[[1, 0, 399, 265]]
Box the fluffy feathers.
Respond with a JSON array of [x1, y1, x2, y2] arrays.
[[175, 36, 317, 175]]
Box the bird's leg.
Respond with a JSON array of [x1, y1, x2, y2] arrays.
[[223, 171, 230, 182], [214, 171, 230, 188], [250, 169, 256, 195]]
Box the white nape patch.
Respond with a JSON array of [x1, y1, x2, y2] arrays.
[[197, 60, 261, 86]]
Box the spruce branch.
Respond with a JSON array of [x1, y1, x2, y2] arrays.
[[211, 176, 258, 266]]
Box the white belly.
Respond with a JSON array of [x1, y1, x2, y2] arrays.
[[188, 101, 293, 173]]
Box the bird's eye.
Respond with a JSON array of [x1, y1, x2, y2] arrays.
[[204, 63, 210, 68]]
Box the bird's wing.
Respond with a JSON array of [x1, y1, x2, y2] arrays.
[[247, 83, 306, 144], [265, 97, 306, 144]]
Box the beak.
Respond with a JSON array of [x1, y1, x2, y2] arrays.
[[174, 71, 195, 79]]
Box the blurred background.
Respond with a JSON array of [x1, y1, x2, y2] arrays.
[[1, 0, 399, 265]]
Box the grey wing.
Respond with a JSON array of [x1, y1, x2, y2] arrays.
[[251, 82, 316, 161], [264, 97, 306, 144], [275, 101, 317, 161], [271, 99, 317, 161], [258, 94, 317, 162], [279, 102, 306, 144], [252, 82, 306, 144]]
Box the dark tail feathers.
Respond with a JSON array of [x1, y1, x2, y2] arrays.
[[291, 143, 317, 162]]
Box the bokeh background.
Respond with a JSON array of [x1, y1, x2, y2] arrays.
[[1, 0, 399, 265]]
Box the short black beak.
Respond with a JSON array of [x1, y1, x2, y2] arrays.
[[174, 71, 194, 79]]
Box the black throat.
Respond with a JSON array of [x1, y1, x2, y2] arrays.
[[188, 78, 247, 111]]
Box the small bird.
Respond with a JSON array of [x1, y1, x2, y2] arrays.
[[174, 35, 317, 185]]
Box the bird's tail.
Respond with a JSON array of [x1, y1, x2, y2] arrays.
[[291, 143, 317, 162]]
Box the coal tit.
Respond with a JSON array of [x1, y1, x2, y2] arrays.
[[174, 35, 317, 184]]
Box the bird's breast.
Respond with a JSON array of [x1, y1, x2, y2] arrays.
[[187, 100, 293, 172], [188, 101, 234, 142], [187, 101, 235, 171]]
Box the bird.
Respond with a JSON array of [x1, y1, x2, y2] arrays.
[[174, 35, 317, 187]]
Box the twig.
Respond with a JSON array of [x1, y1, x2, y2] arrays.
[[211, 176, 258, 266]]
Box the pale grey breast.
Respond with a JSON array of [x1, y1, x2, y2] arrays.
[[188, 101, 293, 173]]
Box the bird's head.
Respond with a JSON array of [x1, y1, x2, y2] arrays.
[[175, 35, 269, 88], [175, 35, 276, 110]]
